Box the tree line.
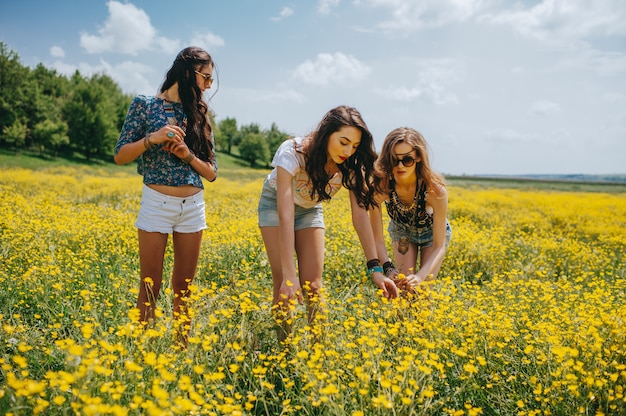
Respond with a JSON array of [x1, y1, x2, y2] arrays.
[[0, 42, 288, 167]]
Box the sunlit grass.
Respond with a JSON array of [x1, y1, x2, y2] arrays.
[[1, 165, 625, 415]]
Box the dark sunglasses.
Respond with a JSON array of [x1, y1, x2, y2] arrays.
[[194, 70, 214, 84], [391, 155, 417, 167]]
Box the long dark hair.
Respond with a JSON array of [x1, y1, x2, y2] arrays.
[[302, 105, 378, 209], [160, 46, 215, 162]]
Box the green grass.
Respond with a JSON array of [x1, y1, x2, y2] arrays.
[[0, 149, 269, 182]]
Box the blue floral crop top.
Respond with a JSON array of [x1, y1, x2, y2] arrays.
[[115, 95, 217, 188]]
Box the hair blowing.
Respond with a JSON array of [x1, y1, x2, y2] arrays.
[[375, 127, 445, 194], [160, 46, 215, 163], [302, 105, 378, 209]]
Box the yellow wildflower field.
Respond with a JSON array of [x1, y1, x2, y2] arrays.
[[0, 166, 625, 415]]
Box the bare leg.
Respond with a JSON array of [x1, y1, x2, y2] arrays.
[[295, 227, 325, 341], [393, 240, 419, 276], [419, 245, 446, 280], [137, 230, 169, 325], [171, 230, 203, 346], [260, 225, 325, 342], [260, 226, 293, 342]]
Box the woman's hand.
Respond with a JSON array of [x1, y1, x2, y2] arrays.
[[153, 125, 186, 147], [371, 272, 399, 299], [167, 140, 193, 161], [395, 273, 431, 293], [278, 278, 303, 306]]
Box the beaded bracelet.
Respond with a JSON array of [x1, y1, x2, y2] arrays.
[[143, 133, 155, 150], [367, 265, 384, 277], [182, 152, 195, 164], [366, 259, 381, 269], [383, 261, 397, 275]]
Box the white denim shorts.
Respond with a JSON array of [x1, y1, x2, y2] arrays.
[[135, 185, 207, 234]]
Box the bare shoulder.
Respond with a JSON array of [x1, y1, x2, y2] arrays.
[[428, 183, 448, 201], [373, 190, 390, 205]]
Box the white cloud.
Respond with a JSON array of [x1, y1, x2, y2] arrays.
[[51, 60, 77, 77], [80, 0, 158, 55], [188, 32, 225, 52], [155, 37, 182, 56], [530, 100, 562, 116], [50, 57, 155, 96], [102, 59, 156, 95], [50, 46, 65, 58], [272, 7, 294, 21], [355, 0, 489, 32], [353, 0, 626, 43], [291, 52, 371, 86], [318, 0, 340, 15], [482, 0, 626, 43], [376, 58, 462, 105]]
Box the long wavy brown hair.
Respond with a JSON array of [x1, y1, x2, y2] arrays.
[[160, 46, 216, 163], [300, 105, 378, 209], [374, 127, 445, 194]]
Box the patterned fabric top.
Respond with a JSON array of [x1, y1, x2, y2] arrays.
[[115, 95, 216, 189], [385, 180, 433, 229], [265, 137, 343, 208]]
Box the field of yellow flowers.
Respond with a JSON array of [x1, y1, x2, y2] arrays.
[[1, 164, 625, 416]]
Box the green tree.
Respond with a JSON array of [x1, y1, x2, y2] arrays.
[[63, 72, 129, 160], [2, 119, 28, 152], [239, 132, 269, 167], [216, 117, 237, 154], [32, 119, 69, 157], [27, 64, 71, 154], [0, 42, 28, 147], [266, 122, 289, 157]]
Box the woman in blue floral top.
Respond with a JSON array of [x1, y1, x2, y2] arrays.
[[114, 46, 217, 345]]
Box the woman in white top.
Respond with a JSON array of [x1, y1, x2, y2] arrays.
[[258, 105, 398, 342]]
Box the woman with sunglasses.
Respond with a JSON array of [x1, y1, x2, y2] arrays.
[[370, 127, 452, 293], [114, 46, 217, 346]]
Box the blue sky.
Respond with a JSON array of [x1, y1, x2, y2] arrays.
[[1, 0, 625, 175]]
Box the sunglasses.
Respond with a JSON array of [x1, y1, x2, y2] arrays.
[[194, 70, 214, 84], [391, 155, 417, 167]]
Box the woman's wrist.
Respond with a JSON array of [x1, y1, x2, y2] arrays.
[[143, 133, 155, 150], [383, 260, 397, 276], [182, 151, 195, 164], [366, 259, 383, 277]]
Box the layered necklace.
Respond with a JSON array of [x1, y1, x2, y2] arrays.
[[389, 180, 425, 254], [162, 101, 187, 132]]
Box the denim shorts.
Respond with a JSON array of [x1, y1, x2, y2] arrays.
[[135, 185, 207, 234], [388, 218, 452, 248], [257, 180, 324, 230]]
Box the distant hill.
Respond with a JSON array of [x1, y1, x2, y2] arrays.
[[461, 174, 626, 184]]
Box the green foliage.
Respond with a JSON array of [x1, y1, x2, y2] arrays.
[[2, 118, 27, 150], [0, 42, 290, 164], [32, 119, 69, 156], [215, 117, 237, 154], [239, 131, 270, 167], [267, 122, 289, 157], [0, 42, 132, 160]]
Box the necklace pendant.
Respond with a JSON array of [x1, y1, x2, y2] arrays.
[[398, 236, 410, 254]]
